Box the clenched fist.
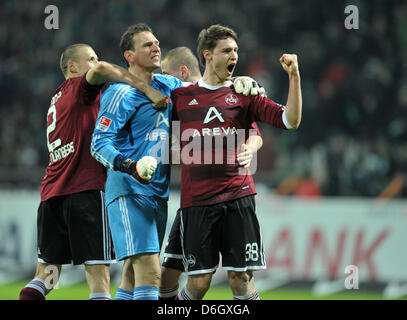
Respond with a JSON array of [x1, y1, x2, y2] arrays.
[[280, 54, 300, 78]]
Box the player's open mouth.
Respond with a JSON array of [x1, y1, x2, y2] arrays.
[[227, 63, 235, 74]]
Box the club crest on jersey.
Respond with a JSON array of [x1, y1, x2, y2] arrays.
[[97, 116, 112, 131], [225, 93, 238, 105]]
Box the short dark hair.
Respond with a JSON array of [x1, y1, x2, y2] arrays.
[[59, 43, 91, 77], [196, 24, 238, 67], [162, 47, 201, 77], [120, 23, 152, 67]]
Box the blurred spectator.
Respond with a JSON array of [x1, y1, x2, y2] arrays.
[[274, 169, 322, 198]]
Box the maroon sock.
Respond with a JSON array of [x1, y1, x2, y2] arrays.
[[19, 278, 49, 300], [19, 287, 45, 300]]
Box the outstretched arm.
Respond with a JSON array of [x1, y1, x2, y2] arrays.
[[280, 54, 302, 129], [86, 61, 170, 108]]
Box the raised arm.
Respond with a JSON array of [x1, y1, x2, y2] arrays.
[[279, 54, 302, 129], [86, 61, 170, 108]]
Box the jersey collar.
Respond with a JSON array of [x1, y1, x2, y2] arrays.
[[198, 78, 232, 90]]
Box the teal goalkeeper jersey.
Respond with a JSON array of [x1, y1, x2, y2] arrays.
[[91, 73, 182, 205]]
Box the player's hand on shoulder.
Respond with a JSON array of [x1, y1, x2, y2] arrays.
[[233, 76, 266, 96], [144, 86, 172, 109]]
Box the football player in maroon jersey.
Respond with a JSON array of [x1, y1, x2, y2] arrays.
[[19, 43, 168, 300], [159, 46, 264, 300], [171, 25, 302, 300]]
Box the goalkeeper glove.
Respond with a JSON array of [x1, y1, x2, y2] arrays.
[[233, 76, 266, 96], [120, 156, 157, 184]]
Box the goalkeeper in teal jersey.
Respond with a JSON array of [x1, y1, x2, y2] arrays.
[[92, 75, 180, 204], [91, 24, 181, 300]]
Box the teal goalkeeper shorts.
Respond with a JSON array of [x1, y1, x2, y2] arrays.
[[107, 194, 168, 261]]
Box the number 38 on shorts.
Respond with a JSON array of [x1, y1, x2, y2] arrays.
[[245, 242, 259, 262]]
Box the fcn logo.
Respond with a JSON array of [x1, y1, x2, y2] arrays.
[[225, 93, 238, 105]]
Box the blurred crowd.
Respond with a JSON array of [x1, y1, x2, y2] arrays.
[[0, 0, 406, 198]]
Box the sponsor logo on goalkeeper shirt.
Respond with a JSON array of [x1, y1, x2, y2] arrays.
[[145, 128, 169, 141], [97, 116, 112, 131]]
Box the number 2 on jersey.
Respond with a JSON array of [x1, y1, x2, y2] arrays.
[[47, 105, 61, 152]]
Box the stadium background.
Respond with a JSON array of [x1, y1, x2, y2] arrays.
[[1, 0, 406, 300]]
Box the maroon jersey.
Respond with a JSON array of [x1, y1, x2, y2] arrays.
[[40, 73, 106, 202], [172, 79, 288, 209]]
